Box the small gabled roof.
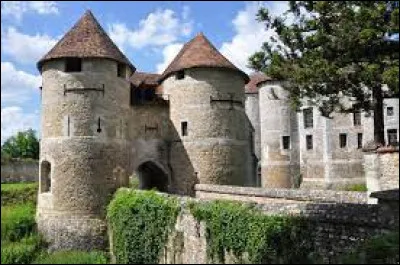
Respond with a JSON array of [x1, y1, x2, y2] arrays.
[[130, 72, 160, 87], [37, 10, 135, 72], [245, 72, 273, 94], [159, 32, 249, 83]]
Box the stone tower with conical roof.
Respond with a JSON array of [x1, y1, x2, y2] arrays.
[[36, 10, 135, 250], [161, 32, 252, 195]]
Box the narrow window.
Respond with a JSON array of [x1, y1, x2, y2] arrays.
[[181, 121, 188, 136], [97, 117, 102, 133], [306, 135, 313, 150], [65, 58, 82, 72], [40, 161, 51, 193], [357, 133, 363, 149], [117, 63, 126, 78], [339, 133, 347, 148], [282, 136, 290, 150], [67, 115, 70, 136], [353, 110, 361, 126], [303, 108, 313, 128], [387, 129, 398, 146], [387, 106, 394, 116], [176, 70, 185, 80]]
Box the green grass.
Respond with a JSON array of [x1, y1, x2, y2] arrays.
[[1, 183, 38, 206], [1, 235, 43, 264], [1, 203, 36, 242], [32, 251, 108, 264], [343, 184, 368, 192]]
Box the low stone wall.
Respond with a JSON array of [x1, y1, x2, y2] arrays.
[[1, 159, 39, 183], [195, 184, 368, 204]]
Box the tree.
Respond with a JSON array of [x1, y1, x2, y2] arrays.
[[1, 129, 40, 159], [249, 1, 399, 146]]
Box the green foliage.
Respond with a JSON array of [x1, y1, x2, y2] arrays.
[[129, 176, 140, 189], [1, 204, 36, 242], [189, 200, 314, 264], [1, 183, 38, 206], [1, 129, 40, 160], [1, 235, 43, 264], [249, 1, 399, 145], [32, 251, 109, 264], [107, 189, 180, 264], [343, 184, 368, 192], [339, 230, 399, 264]]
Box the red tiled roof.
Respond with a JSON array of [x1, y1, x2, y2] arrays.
[[245, 72, 272, 94], [159, 32, 249, 83], [130, 72, 160, 87], [37, 10, 135, 72]]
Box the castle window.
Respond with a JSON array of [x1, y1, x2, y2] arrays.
[[387, 129, 398, 146], [117, 63, 126, 78], [339, 133, 347, 148], [40, 160, 51, 193], [176, 70, 185, 80], [97, 117, 102, 133], [353, 110, 361, 126], [306, 135, 313, 150], [282, 136, 290, 150], [357, 133, 363, 149], [303, 108, 313, 128], [387, 106, 394, 116], [65, 58, 82, 72], [181, 121, 188, 136]]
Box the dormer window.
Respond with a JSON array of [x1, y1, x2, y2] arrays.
[[176, 70, 185, 80], [117, 63, 126, 78], [65, 58, 82, 72]]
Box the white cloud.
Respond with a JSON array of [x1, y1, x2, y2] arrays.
[[1, 1, 59, 21], [1, 106, 40, 144], [1, 27, 59, 65], [156, 43, 184, 74], [219, 1, 289, 73], [1, 62, 41, 105], [108, 7, 193, 50]]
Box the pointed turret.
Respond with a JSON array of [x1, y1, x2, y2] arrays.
[[160, 32, 249, 83], [37, 10, 135, 72]]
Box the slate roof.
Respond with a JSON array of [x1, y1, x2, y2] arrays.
[[37, 10, 135, 72], [159, 32, 249, 83]]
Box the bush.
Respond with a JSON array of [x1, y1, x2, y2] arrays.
[[1, 183, 38, 206], [1, 203, 36, 242], [189, 200, 314, 264], [33, 250, 108, 264], [107, 189, 180, 264], [339, 230, 399, 264], [1, 235, 42, 264]]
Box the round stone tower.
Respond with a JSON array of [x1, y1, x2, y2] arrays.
[[160, 33, 251, 195], [259, 79, 300, 188], [36, 10, 135, 251]]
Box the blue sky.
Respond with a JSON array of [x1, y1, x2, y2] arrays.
[[1, 1, 288, 143]]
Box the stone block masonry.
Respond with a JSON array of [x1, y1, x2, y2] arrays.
[[1, 159, 38, 183]]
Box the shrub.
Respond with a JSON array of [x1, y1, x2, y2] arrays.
[[32, 250, 108, 264], [1, 203, 36, 242], [1, 183, 38, 206], [339, 230, 399, 264], [107, 189, 180, 264], [1, 235, 42, 264], [189, 200, 314, 264]]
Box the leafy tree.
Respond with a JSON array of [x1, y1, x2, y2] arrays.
[[1, 129, 40, 159], [249, 1, 399, 146]]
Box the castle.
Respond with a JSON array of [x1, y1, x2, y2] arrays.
[[36, 10, 399, 249]]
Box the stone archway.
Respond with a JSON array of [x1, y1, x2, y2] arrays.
[[137, 161, 169, 192]]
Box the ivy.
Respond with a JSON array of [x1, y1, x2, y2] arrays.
[[189, 200, 314, 264], [107, 189, 179, 264]]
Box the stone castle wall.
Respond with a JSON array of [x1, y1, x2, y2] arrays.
[[1, 159, 38, 183]]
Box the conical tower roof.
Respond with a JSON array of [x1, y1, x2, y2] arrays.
[[159, 32, 249, 83], [37, 10, 135, 72]]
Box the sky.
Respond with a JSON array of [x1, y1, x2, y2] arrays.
[[0, 1, 290, 143]]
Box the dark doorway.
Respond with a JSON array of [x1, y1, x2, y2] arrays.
[[137, 162, 169, 192]]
